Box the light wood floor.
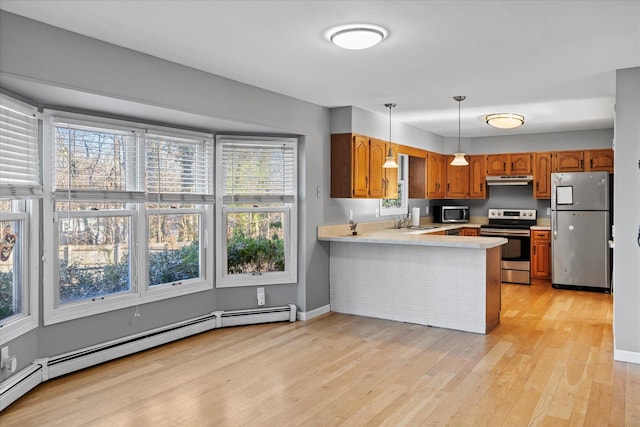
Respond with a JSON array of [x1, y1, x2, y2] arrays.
[[2, 281, 639, 426]]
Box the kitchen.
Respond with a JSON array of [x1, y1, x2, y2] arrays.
[[322, 115, 615, 330]]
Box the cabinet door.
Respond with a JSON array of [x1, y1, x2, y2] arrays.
[[446, 155, 469, 198], [511, 153, 532, 174], [460, 227, 479, 236], [531, 230, 551, 278], [585, 149, 614, 173], [468, 155, 486, 199], [368, 138, 386, 198], [534, 152, 553, 199], [486, 154, 508, 175], [384, 142, 399, 198], [352, 135, 370, 197], [426, 152, 445, 199], [555, 150, 584, 172]]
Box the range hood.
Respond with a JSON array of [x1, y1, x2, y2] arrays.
[[485, 175, 534, 186]]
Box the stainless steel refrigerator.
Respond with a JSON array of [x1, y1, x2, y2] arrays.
[[551, 171, 612, 291]]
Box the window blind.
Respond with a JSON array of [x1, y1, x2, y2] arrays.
[[0, 94, 41, 199], [145, 132, 214, 203], [219, 139, 296, 204], [52, 121, 143, 202]]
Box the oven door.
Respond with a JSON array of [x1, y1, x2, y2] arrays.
[[480, 228, 531, 284]]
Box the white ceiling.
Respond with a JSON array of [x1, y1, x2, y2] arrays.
[[1, 0, 639, 138]]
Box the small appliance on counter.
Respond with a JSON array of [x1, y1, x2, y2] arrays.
[[480, 208, 537, 285], [551, 172, 612, 292], [433, 205, 469, 223]]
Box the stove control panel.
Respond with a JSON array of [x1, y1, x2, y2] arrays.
[[488, 209, 537, 220]]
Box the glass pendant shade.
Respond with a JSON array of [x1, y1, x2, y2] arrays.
[[382, 147, 398, 168], [450, 152, 468, 166]]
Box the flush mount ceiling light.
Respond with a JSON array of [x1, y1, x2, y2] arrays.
[[485, 113, 525, 129], [329, 25, 387, 50], [450, 96, 469, 167], [382, 103, 398, 169]]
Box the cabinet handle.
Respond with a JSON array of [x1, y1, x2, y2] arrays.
[[503, 163, 506, 172], [447, 183, 450, 191], [511, 162, 514, 171], [534, 246, 537, 255], [536, 182, 539, 191], [580, 159, 584, 169], [590, 158, 594, 169], [480, 182, 483, 192], [365, 176, 369, 188]]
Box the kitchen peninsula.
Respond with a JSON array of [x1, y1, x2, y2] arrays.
[[318, 222, 507, 334]]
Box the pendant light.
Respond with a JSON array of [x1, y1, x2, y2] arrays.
[[450, 96, 468, 166], [382, 103, 399, 169]]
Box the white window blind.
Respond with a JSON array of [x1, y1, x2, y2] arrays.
[[52, 120, 144, 202], [146, 132, 213, 203], [0, 94, 41, 199], [219, 139, 296, 204]]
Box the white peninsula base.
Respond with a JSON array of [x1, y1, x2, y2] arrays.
[[329, 242, 502, 334]]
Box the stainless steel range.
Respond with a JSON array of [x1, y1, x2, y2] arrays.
[[480, 208, 537, 285]]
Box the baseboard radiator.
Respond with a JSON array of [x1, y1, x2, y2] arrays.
[[0, 304, 296, 412]]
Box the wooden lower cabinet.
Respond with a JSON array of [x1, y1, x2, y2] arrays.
[[460, 227, 480, 237], [531, 230, 551, 279]]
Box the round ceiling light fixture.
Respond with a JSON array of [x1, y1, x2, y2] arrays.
[[485, 113, 525, 129], [329, 25, 387, 50]]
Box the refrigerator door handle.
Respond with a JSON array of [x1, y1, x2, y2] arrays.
[[552, 210, 558, 239]]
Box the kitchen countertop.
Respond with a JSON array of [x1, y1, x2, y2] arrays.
[[530, 225, 551, 231], [318, 223, 506, 249]]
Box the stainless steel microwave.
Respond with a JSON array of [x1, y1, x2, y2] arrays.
[[433, 205, 469, 223]]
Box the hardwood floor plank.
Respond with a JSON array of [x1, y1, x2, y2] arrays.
[[1, 281, 638, 426]]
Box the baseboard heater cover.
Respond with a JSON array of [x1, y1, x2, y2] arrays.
[[0, 361, 44, 411], [0, 304, 296, 412]]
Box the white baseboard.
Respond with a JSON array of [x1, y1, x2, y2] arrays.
[[614, 348, 640, 364], [297, 304, 330, 321]]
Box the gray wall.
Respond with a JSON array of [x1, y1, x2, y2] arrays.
[[613, 67, 640, 358], [0, 11, 331, 376]]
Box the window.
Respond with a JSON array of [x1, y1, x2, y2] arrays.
[[380, 154, 408, 216], [43, 111, 213, 324], [216, 136, 297, 287], [145, 132, 213, 289], [0, 94, 40, 343]]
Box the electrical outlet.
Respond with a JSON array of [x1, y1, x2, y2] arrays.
[[425, 206, 429, 215], [257, 287, 265, 306], [375, 208, 380, 217], [349, 210, 353, 221], [546, 207, 551, 216]]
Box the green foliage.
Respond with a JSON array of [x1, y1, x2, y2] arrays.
[[149, 242, 200, 286], [58, 242, 201, 303], [227, 231, 284, 274], [0, 271, 14, 320]]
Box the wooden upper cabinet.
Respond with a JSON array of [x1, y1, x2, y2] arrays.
[[534, 152, 553, 199], [554, 150, 584, 172], [468, 155, 486, 199], [487, 153, 532, 175], [585, 149, 614, 172], [554, 149, 613, 173], [511, 153, 533, 174], [426, 151, 446, 199], [384, 142, 399, 199], [486, 154, 509, 175], [445, 155, 469, 198], [352, 135, 370, 197], [368, 138, 386, 198]]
